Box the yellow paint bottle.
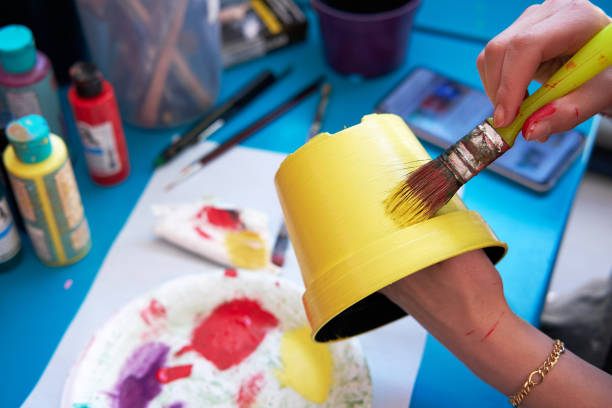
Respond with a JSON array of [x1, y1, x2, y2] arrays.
[[4, 115, 91, 266]]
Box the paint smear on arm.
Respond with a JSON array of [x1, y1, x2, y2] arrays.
[[481, 311, 505, 342]]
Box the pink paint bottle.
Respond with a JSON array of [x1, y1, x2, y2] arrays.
[[0, 25, 66, 142]]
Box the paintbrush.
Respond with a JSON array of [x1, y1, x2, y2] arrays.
[[385, 23, 612, 227], [165, 76, 324, 191], [271, 83, 331, 267]]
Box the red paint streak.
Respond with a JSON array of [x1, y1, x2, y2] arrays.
[[141, 299, 167, 326], [224, 268, 238, 277], [565, 61, 576, 69], [575, 107, 579, 120], [481, 312, 505, 342], [156, 364, 193, 384], [178, 298, 278, 370], [522, 103, 556, 138], [174, 345, 193, 357], [465, 329, 475, 336], [194, 225, 212, 239], [197, 206, 242, 230], [237, 372, 265, 408]]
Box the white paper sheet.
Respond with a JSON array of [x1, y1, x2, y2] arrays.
[[24, 142, 427, 408]]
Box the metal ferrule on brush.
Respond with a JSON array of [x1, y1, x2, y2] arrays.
[[439, 121, 510, 184]]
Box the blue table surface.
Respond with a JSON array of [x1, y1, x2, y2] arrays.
[[1, 2, 609, 407]]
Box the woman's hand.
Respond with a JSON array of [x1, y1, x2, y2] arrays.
[[476, 0, 612, 142]]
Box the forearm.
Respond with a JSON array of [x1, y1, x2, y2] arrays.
[[381, 250, 612, 407]]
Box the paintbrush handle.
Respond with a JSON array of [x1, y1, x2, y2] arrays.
[[494, 22, 612, 146], [197, 77, 324, 167]]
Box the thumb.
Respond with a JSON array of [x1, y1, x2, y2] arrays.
[[522, 71, 612, 142]]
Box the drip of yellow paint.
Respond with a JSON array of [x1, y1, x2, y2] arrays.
[[274, 326, 333, 403], [224, 230, 268, 269]]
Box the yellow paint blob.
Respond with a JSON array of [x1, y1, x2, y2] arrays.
[[274, 325, 333, 403], [224, 230, 268, 269]]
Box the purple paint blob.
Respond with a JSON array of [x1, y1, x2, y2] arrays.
[[112, 341, 170, 408], [164, 403, 184, 408]]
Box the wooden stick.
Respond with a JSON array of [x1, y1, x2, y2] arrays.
[[139, 0, 190, 127], [171, 51, 213, 107], [124, 0, 213, 114]]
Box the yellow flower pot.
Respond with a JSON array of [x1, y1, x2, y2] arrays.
[[275, 114, 507, 342]]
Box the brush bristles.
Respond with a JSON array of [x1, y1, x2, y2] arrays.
[[384, 159, 462, 227]]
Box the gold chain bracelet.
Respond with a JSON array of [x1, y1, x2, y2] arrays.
[[508, 339, 565, 407]]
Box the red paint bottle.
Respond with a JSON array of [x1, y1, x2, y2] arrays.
[[68, 62, 129, 185]]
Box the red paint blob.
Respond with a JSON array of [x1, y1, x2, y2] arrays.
[[481, 312, 505, 342], [197, 206, 242, 230], [465, 329, 475, 336], [224, 268, 238, 277], [575, 107, 580, 120], [522, 103, 556, 138], [194, 225, 212, 239], [180, 298, 278, 370], [156, 364, 193, 384], [237, 372, 265, 408], [566, 61, 576, 69], [141, 299, 167, 326]]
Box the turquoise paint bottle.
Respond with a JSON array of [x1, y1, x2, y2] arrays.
[[0, 25, 66, 145], [4, 115, 90, 266]]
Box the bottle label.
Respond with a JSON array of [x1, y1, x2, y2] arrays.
[[10, 177, 36, 222], [26, 223, 51, 262], [5, 90, 42, 117], [76, 121, 122, 176], [51, 160, 84, 230], [9, 157, 90, 264], [0, 197, 20, 262]]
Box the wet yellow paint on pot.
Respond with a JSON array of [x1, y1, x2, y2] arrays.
[[274, 325, 333, 403], [225, 230, 268, 269]]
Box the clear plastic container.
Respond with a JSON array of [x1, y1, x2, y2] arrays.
[[75, 0, 222, 128]]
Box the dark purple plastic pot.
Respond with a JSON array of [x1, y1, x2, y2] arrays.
[[311, 0, 421, 78]]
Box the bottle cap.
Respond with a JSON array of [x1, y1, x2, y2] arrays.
[[0, 25, 37, 74], [70, 61, 103, 97], [6, 115, 52, 164]]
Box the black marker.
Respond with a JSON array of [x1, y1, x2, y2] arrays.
[[153, 67, 291, 167]]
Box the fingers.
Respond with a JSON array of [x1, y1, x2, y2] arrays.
[[522, 67, 612, 142], [476, 1, 566, 103], [477, 3, 554, 104], [477, 0, 611, 128]]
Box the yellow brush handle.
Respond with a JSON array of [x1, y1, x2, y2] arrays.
[[493, 22, 612, 146]]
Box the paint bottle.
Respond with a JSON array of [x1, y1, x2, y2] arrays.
[[68, 62, 130, 185], [4, 115, 91, 266], [0, 111, 24, 230], [0, 25, 66, 145], [0, 184, 22, 273]]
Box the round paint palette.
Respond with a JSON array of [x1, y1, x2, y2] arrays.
[[62, 270, 372, 408]]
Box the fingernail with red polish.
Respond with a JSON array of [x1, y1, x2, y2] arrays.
[[525, 122, 551, 142], [493, 105, 505, 127], [522, 103, 556, 140]]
